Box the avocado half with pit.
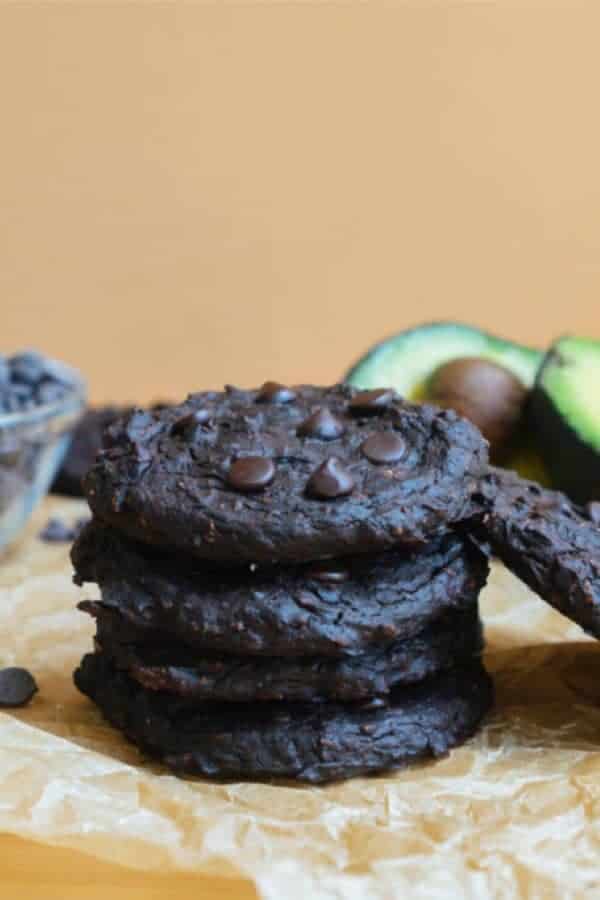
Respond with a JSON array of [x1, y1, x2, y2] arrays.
[[346, 322, 548, 482], [530, 336, 600, 503]]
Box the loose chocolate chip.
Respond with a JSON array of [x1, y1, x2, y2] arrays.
[[39, 517, 89, 543], [586, 501, 600, 525], [0, 667, 38, 707], [171, 409, 212, 437], [349, 388, 397, 415], [228, 456, 275, 492], [297, 408, 345, 440], [306, 458, 354, 499], [256, 381, 297, 404], [361, 432, 406, 464], [306, 562, 350, 583]]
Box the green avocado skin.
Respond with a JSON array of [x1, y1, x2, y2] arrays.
[[530, 343, 600, 505]]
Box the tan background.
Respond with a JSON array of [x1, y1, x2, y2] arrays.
[[0, 4, 599, 899], [1, 4, 599, 407]]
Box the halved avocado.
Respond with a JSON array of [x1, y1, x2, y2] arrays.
[[346, 322, 548, 481], [346, 322, 542, 398], [530, 336, 600, 503]]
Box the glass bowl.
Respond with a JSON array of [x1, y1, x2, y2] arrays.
[[0, 359, 87, 551]]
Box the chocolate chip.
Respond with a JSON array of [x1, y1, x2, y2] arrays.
[[10, 352, 45, 386], [349, 388, 397, 415], [296, 592, 320, 611], [227, 457, 275, 492], [0, 351, 70, 415], [586, 501, 600, 525], [297, 408, 345, 440], [358, 698, 388, 711], [171, 409, 212, 437], [361, 432, 406, 464], [36, 380, 68, 405], [0, 667, 38, 708], [306, 458, 354, 499], [39, 517, 89, 543], [306, 562, 350, 583], [256, 381, 297, 404]]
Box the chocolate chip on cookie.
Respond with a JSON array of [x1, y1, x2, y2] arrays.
[[227, 457, 276, 492], [361, 433, 406, 464], [297, 408, 345, 440]]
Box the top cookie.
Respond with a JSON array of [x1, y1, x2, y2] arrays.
[[83, 383, 488, 564]]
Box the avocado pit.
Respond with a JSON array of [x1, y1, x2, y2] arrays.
[[428, 356, 528, 461]]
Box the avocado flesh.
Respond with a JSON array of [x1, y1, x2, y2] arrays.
[[530, 336, 600, 503], [346, 321, 549, 483]]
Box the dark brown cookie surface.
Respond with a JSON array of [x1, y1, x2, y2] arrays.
[[74, 652, 493, 784], [478, 467, 600, 637], [73, 521, 489, 657], [82, 384, 488, 564], [53, 406, 131, 497], [90, 604, 484, 702]]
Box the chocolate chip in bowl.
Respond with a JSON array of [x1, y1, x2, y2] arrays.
[[0, 350, 86, 552]]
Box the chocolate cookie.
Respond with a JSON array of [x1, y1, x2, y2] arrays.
[[478, 467, 600, 637], [90, 604, 484, 702], [73, 522, 489, 657], [74, 652, 493, 784], [82, 384, 488, 563], [53, 406, 131, 497]]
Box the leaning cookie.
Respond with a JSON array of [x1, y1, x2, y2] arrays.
[[90, 604, 484, 703], [478, 467, 600, 637], [74, 652, 493, 784], [73, 521, 489, 657], [83, 384, 488, 564]]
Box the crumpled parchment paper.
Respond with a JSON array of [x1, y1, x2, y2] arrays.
[[1, 497, 600, 900]]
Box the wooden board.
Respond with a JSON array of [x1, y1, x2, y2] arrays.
[[3, 834, 257, 900]]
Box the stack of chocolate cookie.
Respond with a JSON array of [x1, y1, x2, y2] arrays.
[[73, 384, 494, 783]]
